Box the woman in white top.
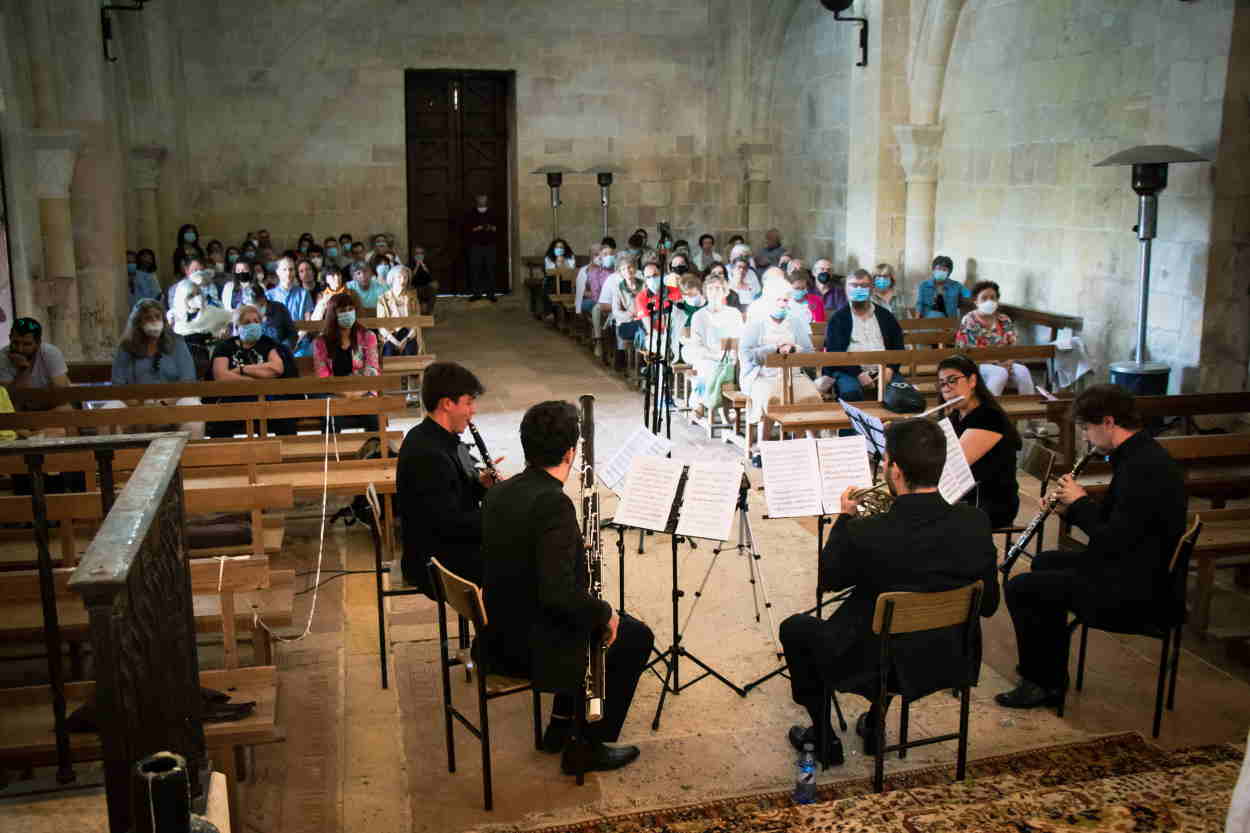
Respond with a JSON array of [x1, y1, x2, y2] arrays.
[[727, 255, 762, 306], [693, 234, 722, 272], [609, 257, 644, 348], [684, 275, 744, 417], [738, 278, 821, 431]]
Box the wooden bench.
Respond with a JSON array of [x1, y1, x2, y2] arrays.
[[765, 394, 1051, 439]]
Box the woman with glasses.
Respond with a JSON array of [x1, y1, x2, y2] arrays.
[[936, 354, 1022, 528]]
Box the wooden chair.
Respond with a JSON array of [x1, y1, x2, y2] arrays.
[[829, 581, 983, 793], [427, 558, 544, 811], [1059, 518, 1202, 738]]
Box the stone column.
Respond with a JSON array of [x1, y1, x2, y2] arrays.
[[894, 124, 945, 289], [32, 130, 82, 357], [129, 145, 166, 256]]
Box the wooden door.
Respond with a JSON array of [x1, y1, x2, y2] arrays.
[[405, 70, 511, 295]]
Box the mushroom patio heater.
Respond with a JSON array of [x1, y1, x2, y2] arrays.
[[531, 165, 573, 239]]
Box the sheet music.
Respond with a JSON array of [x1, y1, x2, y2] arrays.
[[838, 398, 887, 455], [675, 462, 742, 542], [816, 435, 874, 513], [613, 455, 684, 532], [937, 417, 977, 504], [600, 425, 674, 493], [759, 439, 822, 518]]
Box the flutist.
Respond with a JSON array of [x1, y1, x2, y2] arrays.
[[997, 385, 1185, 710], [478, 401, 653, 774], [779, 419, 999, 767]]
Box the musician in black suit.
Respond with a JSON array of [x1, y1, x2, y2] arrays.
[[478, 401, 654, 774], [997, 384, 1186, 709], [779, 418, 1000, 765], [397, 362, 499, 594]]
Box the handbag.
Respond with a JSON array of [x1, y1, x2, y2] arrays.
[[883, 378, 925, 413]]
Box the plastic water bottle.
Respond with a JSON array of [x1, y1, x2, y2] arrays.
[[794, 742, 817, 804]]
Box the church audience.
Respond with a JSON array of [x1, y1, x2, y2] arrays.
[[313, 293, 381, 432], [314, 265, 360, 321], [684, 274, 742, 419], [222, 260, 253, 309], [635, 262, 682, 346], [739, 275, 821, 446], [377, 265, 424, 357], [172, 223, 204, 277], [0, 317, 69, 399], [693, 233, 721, 272], [580, 238, 616, 318], [242, 279, 296, 349], [789, 270, 822, 327], [956, 280, 1035, 396], [129, 248, 163, 309], [871, 263, 903, 318], [170, 256, 222, 325], [297, 257, 322, 297], [756, 228, 787, 270], [206, 303, 296, 438], [267, 256, 315, 354], [103, 299, 204, 439], [817, 270, 905, 401], [813, 258, 846, 317], [573, 243, 601, 317], [728, 255, 762, 304], [347, 261, 386, 310], [611, 256, 645, 350], [916, 254, 970, 318], [408, 244, 437, 314]]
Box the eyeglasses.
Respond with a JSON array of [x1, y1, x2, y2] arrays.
[[937, 374, 966, 389]]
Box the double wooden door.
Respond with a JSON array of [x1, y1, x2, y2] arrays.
[[405, 70, 512, 295]]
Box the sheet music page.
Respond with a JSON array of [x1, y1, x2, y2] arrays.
[[613, 455, 685, 532], [600, 426, 675, 493], [838, 398, 887, 455], [759, 439, 822, 518], [816, 435, 874, 514], [937, 417, 977, 503], [675, 462, 742, 542]]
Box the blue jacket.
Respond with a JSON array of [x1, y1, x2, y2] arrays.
[[915, 278, 969, 318], [821, 303, 904, 378], [110, 336, 197, 385]]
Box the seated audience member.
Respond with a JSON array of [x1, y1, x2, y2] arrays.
[[789, 269, 822, 326], [813, 258, 846, 317], [376, 265, 424, 357], [746, 267, 793, 322], [871, 263, 903, 319], [668, 250, 695, 283], [684, 274, 743, 418], [635, 261, 682, 349], [242, 280, 296, 349], [479, 400, 653, 775], [172, 223, 204, 278], [171, 281, 231, 370], [313, 294, 381, 433], [222, 260, 253, 309], [728, 254, 762, 305], [610, 258, 645, 351], [205, 238, 227, 277], [206, 303, 296, 438], [581, 238, 616, 319], [573, 243, 602, 317], [937, 355, 1022, 528], [346, 240, 368, 276], [817, 270, 905, 401], [0, 317, 70, 400], [624, 231, 650, 265], [170, 256, 222, 323], [268, 256, 316, 356], [757, 228, 787, 270], [739, 277, 821, 438], [693, 233, 722, 272], [540, 238, 577, 316], [323, 237, 342, 266], [779, 418, 999, 764], [128, 248, 162, 309], [313, 265, 360, 320], [348, 260, 387, 312], [409, 244, 438, 314], [297, 257, 323, 297], [915, 254, 969, 319], [0, 385, 16, 441], [672, 274, 706, 335], [103, 299, 204, 439], [397, 361, 494, 591], [956, 280, 1035, 396]]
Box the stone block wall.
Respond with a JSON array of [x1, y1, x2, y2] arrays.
[[934, 0, 1235, 389]]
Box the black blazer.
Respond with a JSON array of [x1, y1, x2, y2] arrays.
[[1065, 430, 1186, 621], [396, 417, 485, 592], [817, 492, 1000, 700], [478, 467, 612, 693], [821, 303, 905, 378]]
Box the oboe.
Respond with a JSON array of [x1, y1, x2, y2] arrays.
[[1000, 448, 1094, 578], [578, 394, 607, 723], [467, 421, 499, 481]]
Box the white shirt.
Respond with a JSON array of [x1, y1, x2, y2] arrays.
[[686, 305, 744, 365], [693, 250, 722, 271], [597, 277, 618, 306], [758, 317, 794, 379], [573, 265, 591, 308], [849, 306, 885, 371]]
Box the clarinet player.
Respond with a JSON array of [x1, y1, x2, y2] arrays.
[[478, 401, 654, 774]]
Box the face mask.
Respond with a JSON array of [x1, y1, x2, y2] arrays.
[[327, 247, 338, 257], [376, 263, 391, 280], [672, 263, 689, 275], [312, 257, 323, 267], [553, 247, 565, 257], [770, 306, 789, 322], [337, 310, 356, 328], [183, 231, 197, 243], [142, 321, 164, 337], [873, 276, 892, 291], [645, 277, 660, 292], [476, 206, 487, 213], [791, 288, 807, 301], [127, 263, 137, 275], [848, 286, 872, 303], [413, 254, 425, 263], [600, 254, 615, 268], [977, 299, 999, 316], [238, 322, 263, 343], [299, 245, 309, 253], [264, 261, 277, 273], [191, 269, 212, 285], [686, 296, 705, 307], [816, 272, 832, 284], [227, 253, 239, 264], [933, 269, 950, 282]]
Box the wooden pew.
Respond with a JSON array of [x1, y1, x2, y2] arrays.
[[1189, 506, 1250, 639], [291, 314, 434, 331], [766, 394, 1051, 439]]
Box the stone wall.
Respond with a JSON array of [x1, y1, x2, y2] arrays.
[[934, 0, 1235, 389]]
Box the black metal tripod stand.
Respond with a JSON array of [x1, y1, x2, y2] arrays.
[[640, 295, 675, 440]]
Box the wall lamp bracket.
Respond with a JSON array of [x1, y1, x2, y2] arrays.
[[820, 1, 869, 68], [102, 1, 150, 63]]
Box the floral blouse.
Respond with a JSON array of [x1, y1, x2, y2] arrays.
[[313, 328, 380, 377], [956, 311, 1017, 348]]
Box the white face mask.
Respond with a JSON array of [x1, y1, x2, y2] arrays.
[[476, 206, 487, 213], [977, 299, 998, 316], [142, 321, 164, 338]]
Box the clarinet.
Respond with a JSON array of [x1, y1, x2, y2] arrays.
[[578, 394, 607, 723], [467, 422, 499, 482], [1000, 448, 1094, 578]]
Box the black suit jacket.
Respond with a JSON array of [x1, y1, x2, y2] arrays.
[[1064, 430, 1186, 621], [397, 417, 485, 592], [818, 492, 999, 700], [821, 303, 905, 378], [478, 467, 612, 693]]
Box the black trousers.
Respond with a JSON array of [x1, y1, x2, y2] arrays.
[[468, 244, 497, 297], [551, 613, 654, 744], [1004, 549, 1083, 689], [780, 613, 840, 729]]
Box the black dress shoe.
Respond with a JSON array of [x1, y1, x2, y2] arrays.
[[786, 725, 844, 768], [541, 721, 570, 754], [994, 680, 1064, 709], [561, 740, 640, 774], [855, 713, 880, 756]]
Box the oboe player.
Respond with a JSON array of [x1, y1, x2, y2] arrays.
[[479, 401, 653, 774], [997, 384, 1185, 710]]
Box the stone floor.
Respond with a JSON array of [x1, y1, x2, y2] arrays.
[[4, 292, 1249, 833]]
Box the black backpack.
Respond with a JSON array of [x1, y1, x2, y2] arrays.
[[883, 378, 925, 414]]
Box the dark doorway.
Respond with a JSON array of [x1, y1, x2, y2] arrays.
[[405, 69, 513, 295]]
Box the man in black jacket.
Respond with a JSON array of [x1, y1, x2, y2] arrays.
[[997, 384, 1186, 709], [397, 362, 498, 594], [478, 401, 654, 774], [816, 270, 905, 401], [780, 418, 999, 765]]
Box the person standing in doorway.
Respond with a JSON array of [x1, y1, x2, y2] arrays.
[[466, 193, 499, 303]]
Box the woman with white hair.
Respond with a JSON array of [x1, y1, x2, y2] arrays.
[[376, 264, 423, 357], [102, 299, 204, 438]]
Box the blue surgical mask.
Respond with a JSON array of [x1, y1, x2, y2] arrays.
[[645, 277, 660, 292], [264, 261, 277, 272], [770, 306, 789, 322], [932, 269, 950, 282], [238, 322, 263, 343], [327, 247, 338, 257], [376, 263, 391, 280], [600, 254, 616, 268], [227, 253, 239, 264], [554, 246, 565, 257], [874, 276, 892, 290], [337, 310, 357, 328], [127, 263, 137, 275], [183, 230, 197, 243], [791, 288, 807, 301], [848, 286, 872, 303]]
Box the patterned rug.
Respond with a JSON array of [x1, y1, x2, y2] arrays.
[[523, 733, 1243, 833]]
